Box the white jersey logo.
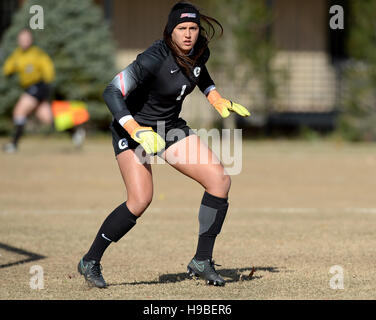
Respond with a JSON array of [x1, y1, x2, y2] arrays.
[[193, 67, 201, 77]]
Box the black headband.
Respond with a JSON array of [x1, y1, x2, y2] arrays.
[[166, 3, 201, 35]]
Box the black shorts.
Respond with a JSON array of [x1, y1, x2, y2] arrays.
[[25, 82, 51, 102], [110, 118, 195, 157]]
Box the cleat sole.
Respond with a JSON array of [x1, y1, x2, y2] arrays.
[[187, 267, 200, 279]]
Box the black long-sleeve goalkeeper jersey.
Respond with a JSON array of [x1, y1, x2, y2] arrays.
[[103, 40, 216, 129]]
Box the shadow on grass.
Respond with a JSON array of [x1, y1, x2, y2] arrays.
[[108, 266, 280, 287]]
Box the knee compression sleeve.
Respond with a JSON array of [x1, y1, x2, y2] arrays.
[[14, 116, 27, 126], [198, 192, 229, 236]]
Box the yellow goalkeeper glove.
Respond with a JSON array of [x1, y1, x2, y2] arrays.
[[123, 119, 165, 154], [207, 90, 250, 118]]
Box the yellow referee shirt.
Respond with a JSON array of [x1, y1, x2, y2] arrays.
[[2, 45, 55, 88]]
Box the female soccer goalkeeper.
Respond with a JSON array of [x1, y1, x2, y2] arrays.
[[78, 1, 250, 288]]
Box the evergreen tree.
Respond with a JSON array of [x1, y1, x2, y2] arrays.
[[0, 0, 117, 133], [339, 0, 376, 141]]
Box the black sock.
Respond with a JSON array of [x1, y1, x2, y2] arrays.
[[11, 117, 27, 146], [194, 192, 229, 261], [84, 202, 138, 262], [195, 235, 216, 261], [12, 124, 25, 147]]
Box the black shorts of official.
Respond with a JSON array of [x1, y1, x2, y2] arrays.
[[25, 82, 51, 102], [110, 118, 196, 157]]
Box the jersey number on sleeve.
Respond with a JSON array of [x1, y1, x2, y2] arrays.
[[176, 85, 187, 101]]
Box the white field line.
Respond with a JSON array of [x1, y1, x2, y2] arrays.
[[1, 207, 376, 215]]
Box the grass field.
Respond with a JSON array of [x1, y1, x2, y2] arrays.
[[1, 135, 376, 300]]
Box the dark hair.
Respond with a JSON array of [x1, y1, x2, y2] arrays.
[[163, 2, 223, 75]]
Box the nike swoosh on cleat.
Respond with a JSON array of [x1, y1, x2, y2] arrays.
[[192, 260, 205, 272], [170, 69, 179, 74]]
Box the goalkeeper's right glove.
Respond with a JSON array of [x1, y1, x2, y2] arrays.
[[123, 118, 165, 154], [207, 90, 250, 118]]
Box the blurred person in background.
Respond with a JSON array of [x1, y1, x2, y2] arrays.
[[2, 28, 85, 153], [78, 2, 250, 289]]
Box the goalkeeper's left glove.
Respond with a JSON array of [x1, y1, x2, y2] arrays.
[[123, 118, 165, 154], [207, 89, 250, 118]]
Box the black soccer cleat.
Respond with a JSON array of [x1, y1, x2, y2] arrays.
[[77, 258, 107, 288], [187, 258, 225, 286], [3, 142, 17, 154]]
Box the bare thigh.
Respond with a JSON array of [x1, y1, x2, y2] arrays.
[[13, 93, 39, 119], [35, 101, 53, 125], [161, 134, 231, 198], [116, 149, 153, 217]]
